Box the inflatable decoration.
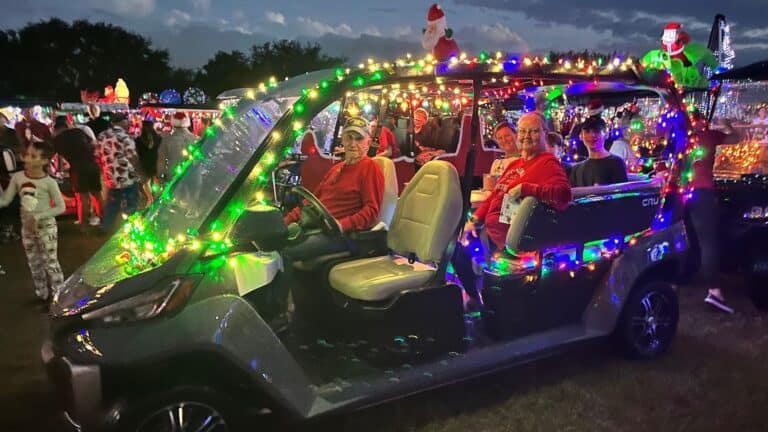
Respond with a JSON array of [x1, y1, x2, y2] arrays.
[[641, 22, 717, 88], [183, 87, 208, 105], [80, 89, 100, 104], [421, 3, 459, 62], [114, 78, 130, 104], [159, 89, 182, 104], [100, 85, 116, 103], [140, 92, 159, 105]]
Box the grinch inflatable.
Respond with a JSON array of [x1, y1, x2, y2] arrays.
[[641, 22, 717, 88], [422, 4, 459, 61]]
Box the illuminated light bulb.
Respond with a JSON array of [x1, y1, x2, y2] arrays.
[[309, 90, 318, 99], [271, 131, 281, 140], [245, 90, 255, 99], [256, 191, 265, 202], [214, 118, 223, 127], [293, 121, 303, 130], [191, 241, 201, 250], [212, 232, 222, 241]]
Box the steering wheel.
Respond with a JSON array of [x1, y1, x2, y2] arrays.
[[291, 185, 342, 236]]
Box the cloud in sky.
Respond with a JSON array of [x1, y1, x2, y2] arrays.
[[91, 0, 155, 18], [165, 9, 191, 29], [265, 11, 285, 25]]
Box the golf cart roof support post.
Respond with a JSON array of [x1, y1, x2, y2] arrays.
[[707, 82, 722, 123], [461, 78, 482, 216], [331, 92, 348, 150]]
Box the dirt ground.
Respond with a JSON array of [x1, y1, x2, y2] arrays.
[[2, 220, 767, 431]]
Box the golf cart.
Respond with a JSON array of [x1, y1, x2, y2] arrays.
[[709, 60, 768, 309], [43, 55, 691, 431]]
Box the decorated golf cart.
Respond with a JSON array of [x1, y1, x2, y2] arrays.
[[43, 52, 696, 431], [709, 60, 768, 308]]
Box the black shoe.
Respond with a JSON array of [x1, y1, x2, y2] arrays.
[[705, 293, 734, 314]]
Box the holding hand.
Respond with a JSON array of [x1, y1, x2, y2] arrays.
[[505, 185, 522, 202]]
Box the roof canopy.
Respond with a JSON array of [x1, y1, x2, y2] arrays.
[[712, 60, 768, 81]]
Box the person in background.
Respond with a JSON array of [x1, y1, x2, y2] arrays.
[[489, 122, 519, 177], [95, 113, 141, 232], [85, 104, 110, 137], [368, 114, 399, 158], [0, 112, 23, 246], [545, 132, 571, 175], [0, 140, 66, 301], [688, 112, 735, 313], [135, 120, 161, 205], [157, 112, 196, 184], [609, 117, 639, 168], [412, 108, 440, 165], [752, 107, 768, 125], [569, 99, 605, 160], [52, 115, 102, 228], [568, 116, 628, 187]]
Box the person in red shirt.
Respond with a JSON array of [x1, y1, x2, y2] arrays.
[[454, 112, 572, 300], [688, 113, 735, 313], [368, 115, 399, 158], [283, 117, 384, 261]]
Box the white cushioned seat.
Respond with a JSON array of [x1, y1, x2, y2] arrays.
[[329, 255, 436, 301], [372, 156, 398, 229], [328, 160, 462, 301]]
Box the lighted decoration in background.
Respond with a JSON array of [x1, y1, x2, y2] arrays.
[[183, 88, 208, 105], [111, 50, 695, 276], [140, 92, 159, 105], [114, 79, 130, 103], [641, 22, 717, 88], [159, 89, 182, 104]]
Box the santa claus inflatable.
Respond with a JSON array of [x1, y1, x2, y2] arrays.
[[661, 22, 692, 66], [421, 4, 459, 62]]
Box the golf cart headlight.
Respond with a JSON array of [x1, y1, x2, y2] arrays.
[[82, 276, 201, 323]]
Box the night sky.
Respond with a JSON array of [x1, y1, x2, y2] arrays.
[[3, 0, 766, 68]]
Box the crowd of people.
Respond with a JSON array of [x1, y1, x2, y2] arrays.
[[0, 105, 203, 301]]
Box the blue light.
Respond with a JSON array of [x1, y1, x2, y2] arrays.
[[502, 61, 519, 73]]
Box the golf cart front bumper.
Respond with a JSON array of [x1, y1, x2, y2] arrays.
[[41, 339, 103, 432]]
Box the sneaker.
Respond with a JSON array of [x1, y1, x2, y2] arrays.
[[0, 265, 5, 275], [89, 216, 101, 226], [705, 293, 735, 314], [73, 220, 82, 225]]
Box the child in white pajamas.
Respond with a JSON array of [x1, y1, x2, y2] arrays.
[[0, 140, 66, 301]]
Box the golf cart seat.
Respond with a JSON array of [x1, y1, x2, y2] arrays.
[[329, 160, 463, 301], [372, 156, 398, 228]]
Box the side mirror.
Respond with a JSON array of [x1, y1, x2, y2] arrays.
[[230, 204, 289, 252]]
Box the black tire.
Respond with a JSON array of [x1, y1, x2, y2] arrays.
[[748, 276, 768, 310], [110, 386, 246, 432], [615, 281, 679, 359]]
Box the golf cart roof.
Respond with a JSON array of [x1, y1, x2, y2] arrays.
[[712, 60, 768, 82]]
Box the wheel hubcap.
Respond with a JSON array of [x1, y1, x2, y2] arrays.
[[630, 291, 673, 353], [138, 402, 228, 432]]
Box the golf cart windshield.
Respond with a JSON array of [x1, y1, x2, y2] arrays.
[[79, 72, 341, 286]]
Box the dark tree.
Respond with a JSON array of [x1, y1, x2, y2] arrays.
[[0, 19, 179, 101], [194, 50, 253, 97], [249, 40, 346, 83]]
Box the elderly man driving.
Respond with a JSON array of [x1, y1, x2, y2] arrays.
[[454, 112, 572, 300], [282, 117, 384, 261]]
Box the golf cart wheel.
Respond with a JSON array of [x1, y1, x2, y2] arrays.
[[616, 281, 679, 359], [113, 387, 244, 432], [749, 277, 768, 310]]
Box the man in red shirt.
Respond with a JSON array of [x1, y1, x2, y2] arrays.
[[283, 117, 384, 261], [454, 112, 572, 300]]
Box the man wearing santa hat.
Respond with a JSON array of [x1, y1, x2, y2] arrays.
[[422, 3, 459, 61], [157, 111, 196, 184]]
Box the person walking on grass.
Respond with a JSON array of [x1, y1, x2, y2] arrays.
[[0, 139, 66, 301]]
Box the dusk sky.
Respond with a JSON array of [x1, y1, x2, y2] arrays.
[[3, 0, 767, 68]]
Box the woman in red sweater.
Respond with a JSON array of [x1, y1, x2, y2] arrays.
[[455, 112, 572, 300]]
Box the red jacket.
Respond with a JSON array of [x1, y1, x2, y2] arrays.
[[286, 157, 384, 232], [474, 152, 572, 247]]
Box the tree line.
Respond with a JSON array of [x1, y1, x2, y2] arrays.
[[0, 19, 346, 102]]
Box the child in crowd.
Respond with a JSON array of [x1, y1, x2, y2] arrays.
[[0, 140, 66, 301]]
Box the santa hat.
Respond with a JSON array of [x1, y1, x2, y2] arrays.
[[427, 4, 447, 30], [586, 99, 604, 117], [662, 22, 683, 44], [171, 111, 190, 128]]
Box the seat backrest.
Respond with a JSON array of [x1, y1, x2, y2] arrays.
[[435, 117, 460, 153], [507, 180, 663, 252], [299, 130, 335, 194], [372, 156, 398, 228], [388, 160, 462, 263]]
